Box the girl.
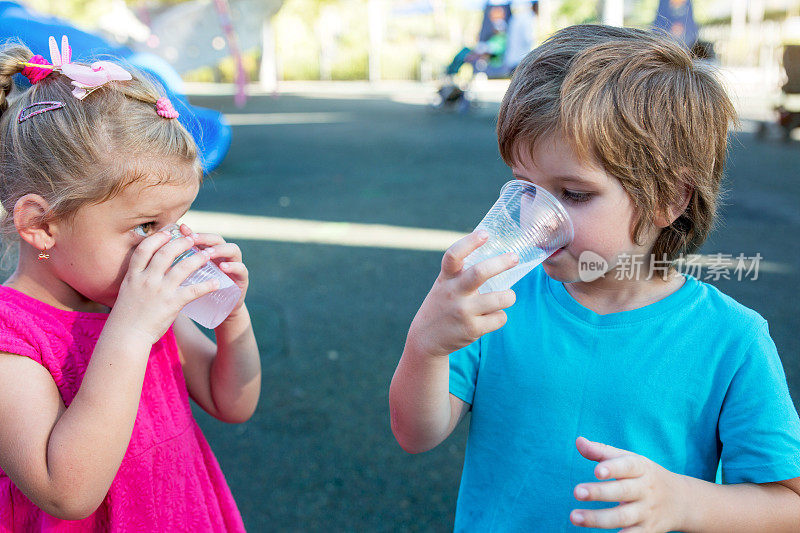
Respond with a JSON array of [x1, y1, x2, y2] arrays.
[[0, 37, 260, 531]]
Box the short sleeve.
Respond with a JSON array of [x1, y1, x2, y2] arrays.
[[0, 302, 43, 362], [449, 339, 481, 405], [719, 322, 800, 484]]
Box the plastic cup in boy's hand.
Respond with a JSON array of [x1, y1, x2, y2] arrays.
[[162, 224, 242, 329], [463, 180, 573, 293]]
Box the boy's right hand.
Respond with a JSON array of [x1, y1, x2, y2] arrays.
[[407, 230, 518, 359], [109, 230, 221, 346]]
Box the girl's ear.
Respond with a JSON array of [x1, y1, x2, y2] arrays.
[[654, 183, 693, 228], [13, 194, 56, 251]]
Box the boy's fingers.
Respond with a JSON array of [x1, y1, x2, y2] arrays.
[[460, 252, 519, 292], [576, 437, 630, 463], [595, 456, 644, 481], [473, 289, 516, 314], [474, 310, 508, 335], [441, 231, 489, 277], [571, 502, 643, 529], [574, 479, 642, 503]]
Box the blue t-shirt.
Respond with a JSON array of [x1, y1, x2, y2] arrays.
[[449, 266, 800, 532]]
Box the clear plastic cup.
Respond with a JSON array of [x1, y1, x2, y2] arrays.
[[462, 180, 574, 293], [163, 224, 242, 329]]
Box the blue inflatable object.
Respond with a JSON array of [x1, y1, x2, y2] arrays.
[[0, 1, 231, 173]]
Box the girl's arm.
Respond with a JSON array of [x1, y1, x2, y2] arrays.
[[174, 310, 260, 423], [173, 228, 260, 424], [0, 330, 150, 520], [0, 232, 220, 520]]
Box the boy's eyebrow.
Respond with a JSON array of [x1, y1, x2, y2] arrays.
[[555, 175, 598, 187], [512, 173, 598, 187]]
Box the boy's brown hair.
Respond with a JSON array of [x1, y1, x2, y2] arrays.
[[497, 24, 737, 262]]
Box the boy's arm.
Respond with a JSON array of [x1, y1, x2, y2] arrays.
[[570, 437, 800, 532], [678, 476, 800, 532], [389, 338, 470, 453], [389, 231, 517, 453]]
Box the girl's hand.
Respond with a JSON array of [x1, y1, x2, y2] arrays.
[[178, 224, 248, 316], [571, 437, 688, 532], [111, 229, 221, 345], [407, 230, 518, 358]]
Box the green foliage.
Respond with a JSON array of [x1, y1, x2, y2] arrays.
[[556, 0, 598, 25]]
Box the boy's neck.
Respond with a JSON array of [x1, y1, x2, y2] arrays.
[[563, 269, 685, 315]]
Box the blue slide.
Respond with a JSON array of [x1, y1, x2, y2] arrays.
[[0, 1, 231, 173]]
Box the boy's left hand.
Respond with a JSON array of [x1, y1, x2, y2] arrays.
[[179, 225, 248, 315], [571, 437, 687, 532]]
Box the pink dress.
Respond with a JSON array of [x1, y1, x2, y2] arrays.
[[0, 286, 246, 532]]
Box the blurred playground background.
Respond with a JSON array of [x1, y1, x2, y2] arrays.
[[2, 0, 800, 531]]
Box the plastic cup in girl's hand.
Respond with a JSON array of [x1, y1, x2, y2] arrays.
[[463, 180, 574, 293], [162, 224, 241, 328]]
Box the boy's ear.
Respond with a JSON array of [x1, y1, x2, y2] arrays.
[[13, 194, 56, 251], [654, 183, 693, 228]]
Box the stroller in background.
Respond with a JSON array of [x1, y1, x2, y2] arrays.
[[433, 1, 536, 112], [757, 44, 800, 142]]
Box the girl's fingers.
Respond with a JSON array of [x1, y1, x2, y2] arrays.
[[146, 235, 196, 275], [128, 231, 173, 272], [219, 261, 248, 280], [441, 231, 489, 278], [460, 252, 519, 293], [472, 289, 516, 315], [571, 502, 643, 530], [177, 278, 221, 305], [186, 230, 227, 249], [204, 242, 242, 263], [574, 479, 643, 503], [165, 248, 213, 286]]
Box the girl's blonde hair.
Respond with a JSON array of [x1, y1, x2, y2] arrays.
[[0, 40, 202, 242]]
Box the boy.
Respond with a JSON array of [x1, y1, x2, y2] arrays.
[[389, 25, 800, 531]]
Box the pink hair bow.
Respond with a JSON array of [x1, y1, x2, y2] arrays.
[[49, 35, 132, 100]]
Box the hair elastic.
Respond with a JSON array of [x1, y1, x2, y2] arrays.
[[19, 55, 54, 84], [155, 97, 179, 119], [18, 101, 66, 123]]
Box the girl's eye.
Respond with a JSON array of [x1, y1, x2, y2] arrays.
[[133, 222, 156, 237], [561, 190, 592, 203]]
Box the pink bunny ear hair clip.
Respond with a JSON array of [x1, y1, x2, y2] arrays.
[[18, 35, 132, 99], [49, 36, 132, 99]]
